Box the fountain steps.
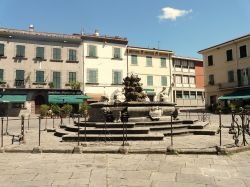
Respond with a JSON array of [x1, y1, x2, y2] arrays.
[[61, 134, 164, 142], [164, 129, 216, 136], [77, 122, 136, 129], [135, 119, 198, 127]]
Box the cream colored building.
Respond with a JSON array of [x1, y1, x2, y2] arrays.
[[199, 34, 250, 108], [82, 32, 128, 102], [127, 46, 173, 102], [0, 26, 85, 115], [172, 56, 205, 108]]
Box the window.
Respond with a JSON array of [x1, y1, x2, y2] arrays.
[[183, 91, 189, 99], [147, 75, 153, 86], [208, 74, 214, 85], [189, 76, 195, 84], [0, 69, 3, 81], [182, 60, 188, 68], [146, 56, 152, 67], [190, 91, 196, 99], [68, 49, 77, 61], [113, 47, 121, 59], [15, 70, 25, 86], [113, 71, 122, 84], [240, 45, 247, 58], [87, 69, 98, 83], [131, 55, 138, 65], [36, 71, 44, 83], [197, 92, 203, 99], [226, 49, 233, 61], [160, 58, 166, 68], [36, 47, 44, 59], [0, 44, 4, 56], [53, 48, 61, 60], [161, 76, 167, 86], [53, 71, 61, 88], [175, 75, 182, 84], [69, 72, 76, 83], [174, 59, 181, 68], [88, 45, 97, 57], [208, 55, 213, 66], [182, 76, 189, 84], [16, 45, 25, 57], [176, 91, 182, 98], [189, 62, 195, 69], [228, 70, 234, 82]]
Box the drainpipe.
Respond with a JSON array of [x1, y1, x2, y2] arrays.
[[169, 54, 172, 103], [126, 46, 129, 77], [82, 36, 85, 94]]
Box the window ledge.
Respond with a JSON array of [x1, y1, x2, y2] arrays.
[[111, 58, 123, 60], [0, 56, 7, 59], [33, 58, 47, 61], [66, 60, 79, 63], [13, 57, 27, 60], [32, 82, 47, 85], [111, 83, 123, 86], [86, 82, 99, 85], [130, 64, 138, 66], [0, 81, 6, 84], [50, 59, 63, 62], [86, 56, 98, 59]]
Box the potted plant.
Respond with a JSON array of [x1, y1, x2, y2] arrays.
[[48, 82, 54, 88]]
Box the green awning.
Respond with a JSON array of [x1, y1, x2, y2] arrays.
[[0, 95, 27, 103], [146, 91, 156, 96], [48, 95, 91, 104], [218, 89, 250, 100]]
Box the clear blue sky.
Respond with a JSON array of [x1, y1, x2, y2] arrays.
[[1, 0, 250, 58]]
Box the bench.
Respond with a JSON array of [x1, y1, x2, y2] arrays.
[[11, 134, 24, 144]]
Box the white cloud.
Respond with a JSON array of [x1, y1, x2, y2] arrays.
[[159, 7, 192, 21]]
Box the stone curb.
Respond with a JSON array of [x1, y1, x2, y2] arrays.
[[0, 145, 249, 155]]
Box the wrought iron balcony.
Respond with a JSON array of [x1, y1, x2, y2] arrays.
[[15, 80, 25, 88]]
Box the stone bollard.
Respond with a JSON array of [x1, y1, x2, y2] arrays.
[[32, 147, 42, 154], [73, 146, 82, 154]]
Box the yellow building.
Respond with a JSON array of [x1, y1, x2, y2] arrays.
[[199, 34, 250, 108]]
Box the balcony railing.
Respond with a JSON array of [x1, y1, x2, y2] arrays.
[[15, 80, 25, 88]]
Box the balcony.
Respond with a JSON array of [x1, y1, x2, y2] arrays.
[[15, 80, 25, 88], [218, 81, 250, 90]]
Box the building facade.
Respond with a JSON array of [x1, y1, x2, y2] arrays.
[[82, 32, 128, 102], [0, 27, 85, 116], [127, 46, 173, 102], [172, 56, 205, 108], [199, 34, 250, 108]]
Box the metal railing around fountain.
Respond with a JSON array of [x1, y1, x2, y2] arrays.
[[218, 109, 250, 147]]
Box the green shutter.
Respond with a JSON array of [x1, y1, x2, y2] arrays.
[[0, 44, 4, 56], [36, 71, 44, 83], [88, 69, 98, 83], [36, 47, 44, 59], [89, 45, 97, 57], [53, 72, 61, 88], [131, 55, 137, 65], [147, 75, 153, 86], [0, 69, 3, 81], [16, 70, 24, 80], [53, 48, 61, 60], [146, 56, 152, 66], [113, 71, 122, 84], [161, 76, 167, 86], [69, 49, 77, 61], [114, 48, 121, 59], [69, 72, 76, 83], [16, 45, 25, 57], [240, 45, 247, 58], [161, 58, 166, 67]]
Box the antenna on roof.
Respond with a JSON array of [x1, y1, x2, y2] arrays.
[[157, 41, 160, 49], [80, 26, 84, 36]]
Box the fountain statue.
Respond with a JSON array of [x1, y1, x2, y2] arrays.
[[88, 74, 177, 122]]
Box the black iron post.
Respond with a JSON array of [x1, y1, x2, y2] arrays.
[[77, 115, 80, 146], [60, 115, 63, 128], [27, 114, 30, 130], [38, 116, 41, 146], [170, 114, 173, 146], [219, 110, 222, 146], [242, 113, 246, 146], [6, 114, 9, 135], [122, 120, 125, 146], [1, 117, 3, 147], [84, 114, 87, 142], [21, 115, 24, 139], [52, 116, 55, 129]]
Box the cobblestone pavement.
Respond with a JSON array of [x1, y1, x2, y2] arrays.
[[1, 113, 249, 152], [0, 152, 250, 186]]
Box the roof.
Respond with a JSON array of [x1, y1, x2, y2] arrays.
[[198, 33, 250, 54], [128, 46, 174, 54], [80, 34, 128, 45], [172, 55, 203, 62]]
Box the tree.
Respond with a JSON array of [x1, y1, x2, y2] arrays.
[[61, 104, 73, 117], [123, 74, 146, 102], [51, 104, 61, 116], [40, 104, 50, 117], [69, 81, 81, 90], [79, 102, 90, 117]]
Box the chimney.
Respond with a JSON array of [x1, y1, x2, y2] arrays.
[[94, 29, 99, 36], [29, 24, 34, 32]]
